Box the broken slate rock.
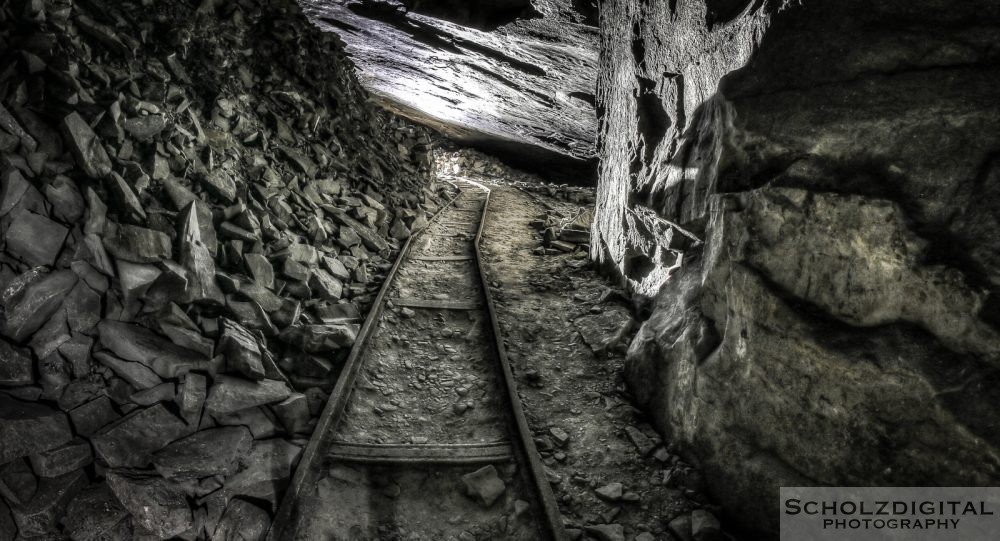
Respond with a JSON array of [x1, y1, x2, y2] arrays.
[[595, 482, 623, 502], [106, 172, 147, 223], [624, 426, 657, 456], [152, 426, 252, 480], [62, 112, 111, 179], [271, 393, 311, 434], [124, 114, 167, 141], [29, 439, 92, 478], [98, 320, 211, 378], [0, 338, 33, 385], [90, 404, 191, 468], [461, 465, 505, 507], [219, 318, 265, 380], [176, 372, 208, 419], [10, 469, 87, 538], [245, 253, 275, 288], [69, 395, 121, 437], [5, 210, 69, 266], [278, 323, 358, 353], [200, 169, 237, 203], [93, 351, 162, 390], [205, 375, 292, 416], [212, 497, 271, 541], [63, 482, 131, 541], [0, 395, 73, 465], [691, 509, 722, 541], [1, 269, 78, 342], [106, 470, 193, 539], [585, 524, 625, 541], [223, 438, 302, 492], [102, 223, 172, 263], [574, 305, 634, 354], [213, 406, 279, 439]]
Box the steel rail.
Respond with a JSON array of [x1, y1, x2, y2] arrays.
[[267, 179, 567, 541], [266, 185, 464, 541]]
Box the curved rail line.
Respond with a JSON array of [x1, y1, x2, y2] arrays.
[[268, 179, 566, 541]]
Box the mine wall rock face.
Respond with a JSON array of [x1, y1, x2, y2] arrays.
[[595, 0, 1000, 535], [299, 0, 600, 181], [0, 0, 441, 538]]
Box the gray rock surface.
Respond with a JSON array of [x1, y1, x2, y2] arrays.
[[301, 0, 599, 180], [595, 0, 1000, 534]]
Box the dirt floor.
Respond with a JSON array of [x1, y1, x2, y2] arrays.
[[480, 183, 721, 541]]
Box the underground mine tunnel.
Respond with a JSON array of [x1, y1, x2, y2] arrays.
[[0, 0, 999, 540]]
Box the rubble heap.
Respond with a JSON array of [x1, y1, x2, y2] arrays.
[[0, 0, 445, 538]]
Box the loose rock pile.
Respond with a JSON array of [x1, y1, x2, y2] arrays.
[[529, 206, 593, 256], [0, 0, 445, 538], [435, 146, 596, 204]]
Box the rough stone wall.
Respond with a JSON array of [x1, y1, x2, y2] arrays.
[[0, 0, 440, 538], [594, 0, 1000, 535], [299, 0, 600, 181]]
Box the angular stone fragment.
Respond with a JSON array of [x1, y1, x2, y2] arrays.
[[309, 269, 343, 300], [0, 458, 36, 505], [179, 201, 225, 305], [124, 115, 166, 141], [271, 393, 310, 434], [152, 426, 252, 480], [595, 482, 623, 501], [389, 217, 410, 240], [585, 524, 625, 541], [63, 280, 101, 334], [158, 303, 214, 358], [102, 223, 172, 263], [44, 176, 86, 223], [10, 469, 87, 538], [69, 395, 120, 437], [106, 470, 193, 539], [91, 404, 191, 468], [212, 497, 271, 541], [75, 15, 129, 55], [0, 168, 42, 218], [245, 253, 275, 288], [278, 323, 359, 353], [205, 375, 292, 416], [0, 338, 33, 385], [5, 210, 68, 266], [219, 318, 265, 380], [93, 351, 162, 390], [323, 256, 351, 281], [212, 406, 279, 439], [224, 438, 302, 491], [0, 103, 37, 152], [106, 172, 147, 222], [461, 465, 505, 507], [691, 509, 722, 541], [239, 282, 284, 313], [0, 395, 73, 464], [176, 372, 208, 419], [64, 482, 130, 541], [62, 112, 111, 179], [624, 426, 656, 456], [98, 320, 211, 378], [330, 209, 389, 252], [29, 439, 92, 478], [200, 169, 237, 203], [315, 301, 361, 324], [574, 305, 634, 355], [130, 381, 176, 406]]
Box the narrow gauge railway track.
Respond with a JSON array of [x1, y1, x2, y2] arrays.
[[268, 180, 566, 541]]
